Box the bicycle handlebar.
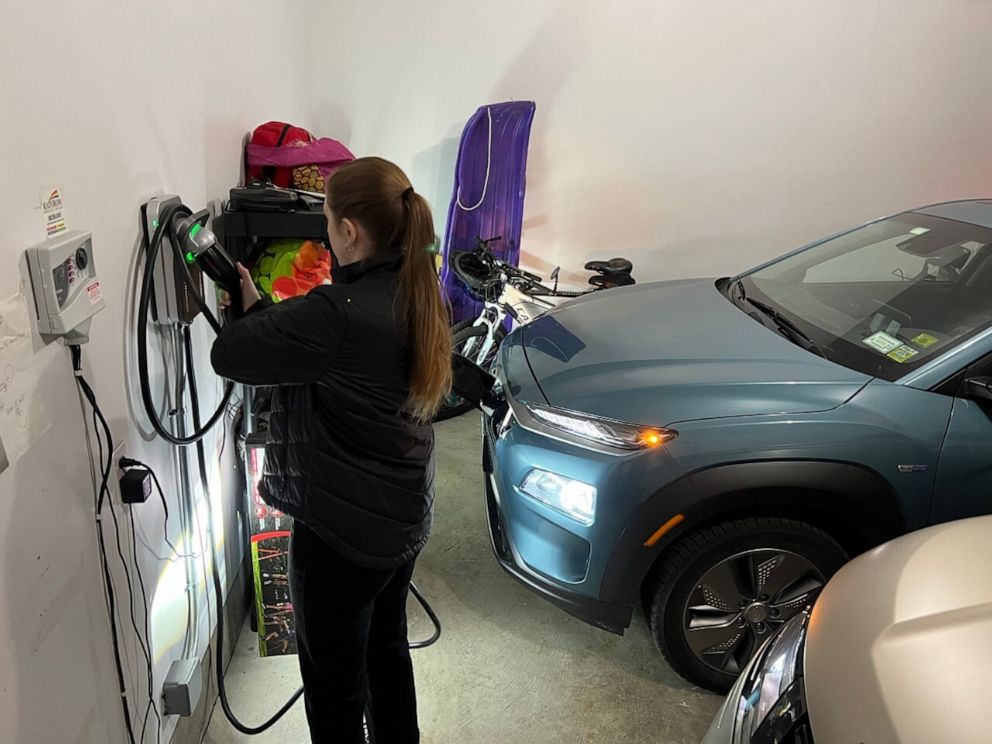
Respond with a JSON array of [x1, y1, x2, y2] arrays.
[[505, 265, 543, 283], [461, 237, 622, 305], [472, 238, 599, 299]]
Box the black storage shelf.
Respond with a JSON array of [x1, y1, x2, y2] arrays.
[[213, 208, 328, 247], [216, 202, 329, 646]]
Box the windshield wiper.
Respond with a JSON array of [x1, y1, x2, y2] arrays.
[[744, 296, 828, 359]]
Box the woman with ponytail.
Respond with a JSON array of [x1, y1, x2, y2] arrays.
[[211, 157, 452, 743]]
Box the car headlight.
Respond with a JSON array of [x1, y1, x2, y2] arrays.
[[526, 404, 677, 450], [519, 469, 597, 525], [731, 611, 809, 744]]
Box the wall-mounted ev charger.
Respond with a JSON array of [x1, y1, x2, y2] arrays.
[[25, 230, 105, 344], [141, 195, 205, 326]]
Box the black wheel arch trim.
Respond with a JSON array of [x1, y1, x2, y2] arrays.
[[599, 459, 908, 608]]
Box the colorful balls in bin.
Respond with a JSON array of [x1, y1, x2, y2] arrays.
[[251, 239, 332, 302]]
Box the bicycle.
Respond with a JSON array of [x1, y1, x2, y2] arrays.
[[437, 236, 635, 421]]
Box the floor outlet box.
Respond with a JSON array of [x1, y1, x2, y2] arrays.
[[162, 658, 202, 717]]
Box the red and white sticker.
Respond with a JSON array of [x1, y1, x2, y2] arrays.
[[87, 281, 102, 304], [40, 186, 68, 239]]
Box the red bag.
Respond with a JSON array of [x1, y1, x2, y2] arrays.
[[246, 122, 312, 187], [245, 121, 354, 190]]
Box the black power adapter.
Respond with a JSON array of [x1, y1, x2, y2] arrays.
[[120, 467, 153, 504]]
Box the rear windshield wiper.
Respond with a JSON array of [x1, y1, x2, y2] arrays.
[[740, 291, 828, 359]]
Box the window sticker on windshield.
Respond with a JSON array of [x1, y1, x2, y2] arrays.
[[912, 333, 938, 348], [909, 226, 931, 236], [863, 331, 902, 354], [887, 345, 919, 363]]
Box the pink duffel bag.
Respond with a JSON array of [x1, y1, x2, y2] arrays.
[[245, 121, 355, 191]]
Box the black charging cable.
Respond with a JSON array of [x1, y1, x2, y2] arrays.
[[135, 204, 299, 734], [184, 325, 302, 734], [133, 202, 443, 736], [136, 203, 233, 445], [70, 346, 140, 744], [408, 583, 443, 649]]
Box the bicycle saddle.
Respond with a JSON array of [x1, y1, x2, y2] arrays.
[[589, 272, 636, 288], [585, 257, 634, 275]]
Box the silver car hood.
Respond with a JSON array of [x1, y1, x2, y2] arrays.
[[805, 515, 992, 744]]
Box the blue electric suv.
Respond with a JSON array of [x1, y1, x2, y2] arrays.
[[481, 199, 992, 692]]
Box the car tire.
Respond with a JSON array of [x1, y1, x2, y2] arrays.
[[645, 517, 848, 692], [434, 320, 506, 422]]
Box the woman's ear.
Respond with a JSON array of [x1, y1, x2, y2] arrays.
[[341, 217, 358, 243]]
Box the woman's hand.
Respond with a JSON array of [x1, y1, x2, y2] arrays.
[[237, 263, 262, 311], [219, 263, 262, 312]]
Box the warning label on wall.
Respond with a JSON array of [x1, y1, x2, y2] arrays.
[[87, 282, 102, 304], [40, 187, 68, 239]]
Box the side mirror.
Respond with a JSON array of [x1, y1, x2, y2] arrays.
[[965, 377, 992, 403]]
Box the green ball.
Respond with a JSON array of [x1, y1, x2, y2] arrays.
[[251, 240, 306, 301]]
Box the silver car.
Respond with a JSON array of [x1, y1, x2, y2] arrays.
[[702, 515, 992, 743]]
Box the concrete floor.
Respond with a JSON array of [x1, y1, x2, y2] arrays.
[[204, 414, 720, 744]]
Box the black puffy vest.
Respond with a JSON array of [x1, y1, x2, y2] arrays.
[[211, 256, 434, 569]]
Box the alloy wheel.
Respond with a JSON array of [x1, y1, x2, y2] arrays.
[[682, 549, 826, 676]]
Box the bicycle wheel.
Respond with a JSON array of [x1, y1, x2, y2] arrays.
[[434, 321, 506, 422]]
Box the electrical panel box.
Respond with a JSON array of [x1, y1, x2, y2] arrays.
[[142, 196, 203, 325], [25, 230, 105, 344]]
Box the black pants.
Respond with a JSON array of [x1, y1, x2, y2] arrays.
[[289, 522, 420, 743]]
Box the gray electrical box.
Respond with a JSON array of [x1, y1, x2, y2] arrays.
[[25, 230, 105, 344], [162, 657, 202, 717], [142, 195, 204, 325]]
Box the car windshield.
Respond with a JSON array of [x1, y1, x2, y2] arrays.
[[735, 211, 992, 381]]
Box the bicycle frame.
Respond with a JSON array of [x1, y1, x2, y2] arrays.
[[459, 274, 563, 367], [451, 237, 623, 370], [460, 301, 506, 365]]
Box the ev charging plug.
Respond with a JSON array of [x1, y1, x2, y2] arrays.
[[173, 210, 244, 317]]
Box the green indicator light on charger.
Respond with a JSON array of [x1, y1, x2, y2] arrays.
[[152, 219, 159, 228], [185, 251, 196, 264], [189, 224, 202, 239]]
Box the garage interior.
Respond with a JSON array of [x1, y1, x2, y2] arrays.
[[205, 416, 720, 744], [2, 2, 991, 744]]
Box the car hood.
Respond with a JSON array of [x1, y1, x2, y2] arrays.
[[804, 516, 992, 744], [520, 279, 869, 425]]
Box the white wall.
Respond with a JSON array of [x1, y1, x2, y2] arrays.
[[0, 2, 313, 742], [310, 0, 992, 286]]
